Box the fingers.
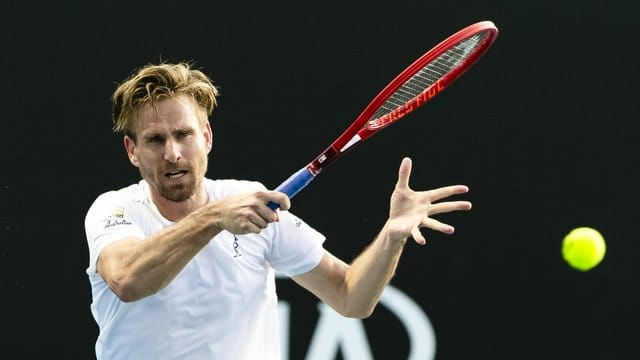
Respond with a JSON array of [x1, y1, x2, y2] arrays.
[[411, 226, 426, 245], [255, 191, 290, 212], [395, 159, 469, 204], [421, 217, 455, 234], [219, 190, 291, 235], [395, 157, 413, 190], [251, 191, 291, 231], [427, 185, 470, 202], [410, 217, 454, 246], [428, 200, 472, 215], [253, 191, 289, 226], [386, 158, 472, 245], [228, 206, 273, 234], [274, 192, 291, 211]]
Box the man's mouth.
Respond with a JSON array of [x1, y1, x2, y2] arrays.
[[165, 170, 188, 179]]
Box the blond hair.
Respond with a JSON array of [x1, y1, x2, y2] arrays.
[[112, 62, 219, 137]]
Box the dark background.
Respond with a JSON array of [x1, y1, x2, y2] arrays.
[[2, 0, 639, 359]]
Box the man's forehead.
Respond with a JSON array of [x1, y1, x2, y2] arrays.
[[139, 95, 196, 119]]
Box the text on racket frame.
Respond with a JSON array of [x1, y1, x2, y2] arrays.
[[367, 80, 445, 130]]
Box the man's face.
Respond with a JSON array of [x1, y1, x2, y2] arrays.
[[124, 95, 212, 202]]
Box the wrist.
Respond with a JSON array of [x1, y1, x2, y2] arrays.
[[379, 221, 409, 248]]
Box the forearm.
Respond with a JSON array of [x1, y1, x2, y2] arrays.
[[342, 224, 406, 317], [102, 206, 222, 302]]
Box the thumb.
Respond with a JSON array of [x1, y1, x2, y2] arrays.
[[395, 157, 412, 190]]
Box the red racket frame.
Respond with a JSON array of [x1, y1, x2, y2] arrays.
[[268, 21, 498, 209], [308, 21, 499, 175]]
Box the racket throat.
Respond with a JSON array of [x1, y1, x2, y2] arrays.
[[340, 134, 361, 153], [309, 138, 355, 176]]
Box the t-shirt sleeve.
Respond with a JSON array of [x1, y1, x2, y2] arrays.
[[84, 192, 146, 273], [268, 210, 326, 277]]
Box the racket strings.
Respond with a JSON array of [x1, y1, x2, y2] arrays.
[[370, 32, 489, 121]]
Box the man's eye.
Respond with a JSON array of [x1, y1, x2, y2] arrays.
[[177, 131, 191, 139], [147, 136, 163, 144]]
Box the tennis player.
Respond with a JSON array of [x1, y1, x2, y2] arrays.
[[84, 62, 472, 359]]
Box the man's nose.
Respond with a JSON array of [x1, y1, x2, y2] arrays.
[[164, 139, 181, 163]]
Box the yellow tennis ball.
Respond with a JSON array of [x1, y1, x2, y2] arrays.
[[562, 227, 606, 271]]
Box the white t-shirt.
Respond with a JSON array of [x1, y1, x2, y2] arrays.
[[84, 179, 325, 360]]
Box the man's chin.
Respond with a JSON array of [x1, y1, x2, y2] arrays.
[[161, 185, 195, 202]]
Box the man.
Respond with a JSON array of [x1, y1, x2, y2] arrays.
[[84, 62, 472, 359]]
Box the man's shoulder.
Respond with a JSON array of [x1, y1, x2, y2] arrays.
[[84, 181, 147, 225], [91, 181, 145, 206]]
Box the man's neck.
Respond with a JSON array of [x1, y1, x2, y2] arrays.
[[151, 185, 208, 223]]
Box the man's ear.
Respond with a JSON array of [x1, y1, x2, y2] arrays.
[[204, 121, 213, 154], [124, 135, 140, 167]]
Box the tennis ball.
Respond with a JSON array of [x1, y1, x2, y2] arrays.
[[562, 227, 606, 271]]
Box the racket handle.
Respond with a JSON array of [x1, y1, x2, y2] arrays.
[[268, 167, 315, 210]]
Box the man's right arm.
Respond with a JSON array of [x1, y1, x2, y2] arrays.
[[96, 190, 290, 302]]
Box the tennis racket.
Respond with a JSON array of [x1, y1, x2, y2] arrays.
[[269, 20, 498, 209]]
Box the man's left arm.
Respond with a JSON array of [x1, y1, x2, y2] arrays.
[[292, 157, 472, 318]]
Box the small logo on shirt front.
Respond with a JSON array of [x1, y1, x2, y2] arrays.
[[110, 208, 125, 218], [233, 235, 241, 258], [104, 219, 132, 228], [104, 207, 132, 228]]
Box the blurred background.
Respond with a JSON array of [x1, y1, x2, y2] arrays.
[[2, 0, 639, 358]]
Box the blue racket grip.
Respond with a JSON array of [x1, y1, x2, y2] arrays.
[[268, 167, 315, 210]]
